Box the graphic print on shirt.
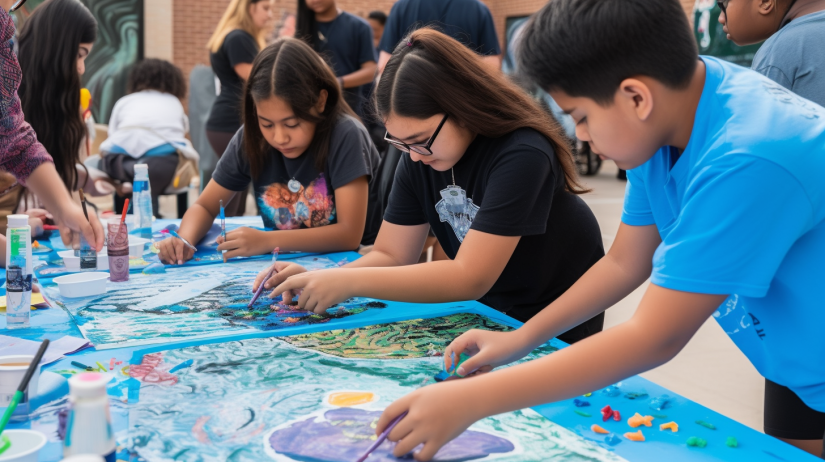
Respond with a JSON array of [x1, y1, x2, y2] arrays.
[[257, 173, 336, 230], [435, 186, 479, 243]]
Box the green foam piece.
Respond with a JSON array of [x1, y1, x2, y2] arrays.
[[695, 420, 716, 430], [574, 410, 592, 417], [0, 434, 9, 455], [651, 414, 668, 419], [726, 437, 738, 448], [686, 436, 707, 448]]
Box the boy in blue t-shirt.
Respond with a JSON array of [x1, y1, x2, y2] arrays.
[[369, 0, 825, 460]]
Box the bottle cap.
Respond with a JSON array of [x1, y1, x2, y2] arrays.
[[68, 372, 109, 399], [134, 164, 149, 180], [7, 214, 29, 228]]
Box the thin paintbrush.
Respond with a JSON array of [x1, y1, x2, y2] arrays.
[[248, 247, 279, 308], [78, 188, 89, 221], [355, 411, 408, 462], [219, 200, 226, 262], [0, 339, 50, 455]]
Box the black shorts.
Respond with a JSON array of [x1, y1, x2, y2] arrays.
[[764, 379, 825, 440]]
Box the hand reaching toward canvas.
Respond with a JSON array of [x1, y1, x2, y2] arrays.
[[217, 227, 274, 260], [252, 261, 308, 305], [157, 236, 195, 265], [268, 267, 356, 314], [445, 329, 536, 377], [377, 379, 485, 461]]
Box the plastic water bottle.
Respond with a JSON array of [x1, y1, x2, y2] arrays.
[[5, 214, 32, 329], [62, 373, 116, 462], [132, 164, 153, 239]]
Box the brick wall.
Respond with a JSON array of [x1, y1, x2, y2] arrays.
[[170, 0, 698, 87]]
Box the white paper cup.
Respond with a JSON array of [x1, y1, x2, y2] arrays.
[[127, 236, 150, 258], [0, 430, 47, 462], [58, 250, 109, 271], [53, 272, 109, 298], [0, 356, 40, 417]]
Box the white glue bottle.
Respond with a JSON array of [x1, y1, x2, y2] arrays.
[[5, 214, 32, 329], [62, 373, 116, 462], [132, 163, 153, 239]]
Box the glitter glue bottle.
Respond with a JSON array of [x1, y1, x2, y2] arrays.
[[62, 373, 116, 462], [5, 214, 32, 329], [132, 164, 153, 239]]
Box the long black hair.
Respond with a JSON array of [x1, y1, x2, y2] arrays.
[[18, 0, 97, 192], [294, 0, 320, 50], [376, 28, 587, 194], [242, 37, 356, 178]]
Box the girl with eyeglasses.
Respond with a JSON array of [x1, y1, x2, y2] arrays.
[[157, 38, 382, 265], [257, 27, 605, 344]]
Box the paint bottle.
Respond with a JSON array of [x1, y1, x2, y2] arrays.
[[62, 373, 116, 462], [5, 214, 32, 329], [106, 217, 129, 282], [132, 164, 153, 239], [76, 233, 97, 272]]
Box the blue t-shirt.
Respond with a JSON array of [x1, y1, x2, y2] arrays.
[[751, 10, 825, 108], [316, 12, 376, 119], [378, 0, 500, 56], [622, 56, 825, 411]]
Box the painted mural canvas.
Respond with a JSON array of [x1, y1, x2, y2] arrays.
[[124, 314, 628, 462], [40, 257, 386, 350]]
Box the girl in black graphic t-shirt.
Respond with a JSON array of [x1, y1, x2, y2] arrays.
[[260, 27, 604, 344], [157, 38, 381, 265]]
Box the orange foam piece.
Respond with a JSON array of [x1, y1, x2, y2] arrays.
[[591, 424, 609, 434], [624, 430, 645, 442], [660, 421, 679, 432], [628, 412, 654, 428], [327, 391, 376, 407]]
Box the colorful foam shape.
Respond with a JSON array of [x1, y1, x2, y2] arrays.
[[591, 424, 609, 434], [628, 413, 654, 428], [686, 436, 707, 448], [660, 421, 679, 432], [624, 430, 645, 442]]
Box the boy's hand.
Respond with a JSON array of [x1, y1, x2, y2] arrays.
[[252, 262, 307, 304], [157, 236, 194, 265], [269, 268, 354, 314], [378, 380, 484, 461], [446, 329, 535, 376], [217, 227, 272, 260]]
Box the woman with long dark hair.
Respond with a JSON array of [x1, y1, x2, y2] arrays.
[[295, 0, 376, 120], [259, 28, 605, 343], [157, 38, 381, 265], [17, 0, 97, 194], [0, 0, 104, 259]]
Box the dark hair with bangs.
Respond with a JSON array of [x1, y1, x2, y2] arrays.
[[518, 0, 698, 105], [375, 27, 587, 194], [241, 37, 357, 178]]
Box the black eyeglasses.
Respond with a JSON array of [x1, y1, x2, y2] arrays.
[[384, 114, 448, 156], [9, 0, 28, 12]]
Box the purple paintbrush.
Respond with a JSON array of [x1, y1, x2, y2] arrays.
[[355, 411, 408, 462], [248, 247, 279, 308]]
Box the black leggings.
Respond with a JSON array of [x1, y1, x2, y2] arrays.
[[206, 130, 247, 217], [100, 153, 178, 218]]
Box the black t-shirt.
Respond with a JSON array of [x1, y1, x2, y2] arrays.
[[384, 128, 604, 321], [378, 0, 501, 55], [212, 115, 382, 245], [316, 12, 376, 119], [207, 29, 259, 133]]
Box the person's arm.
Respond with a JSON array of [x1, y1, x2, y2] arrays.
[[156, 179, 236, 264], [340, 61, 377, 88], [378, 286, 728, 460], [270, 227, 520, 313], [233, 63, 253, 81], [479, 55, 502, 73], [377, 51, 392, 77], [444, 223, 662, 376], [217, 176, 372, 258]]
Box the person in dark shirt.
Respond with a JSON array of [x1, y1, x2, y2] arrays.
[[295, 0, 376, 120], [205, 0, 271, 216], [157, 38, 382, 265], [377, 0, 501, 74], [367, 10, 387, 50], [259, 28, 605, 345]]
